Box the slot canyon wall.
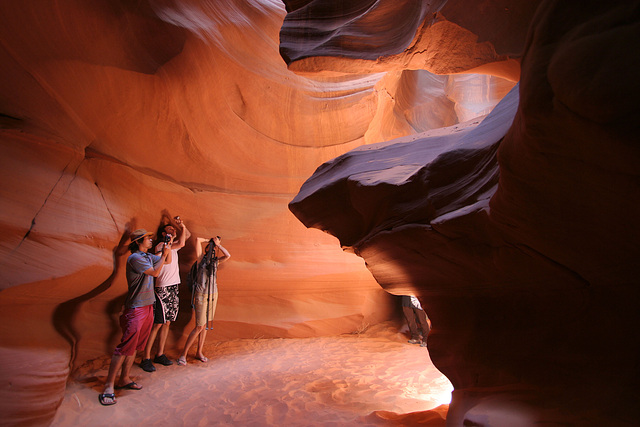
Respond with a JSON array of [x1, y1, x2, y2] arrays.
[[0, 0, 636, 426], [289, 0, 640, 426]]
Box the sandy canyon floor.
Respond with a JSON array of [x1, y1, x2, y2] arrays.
[[51, 322, 452, 426]]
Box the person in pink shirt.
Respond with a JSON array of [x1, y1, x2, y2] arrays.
[[140, 216, 191, 372]]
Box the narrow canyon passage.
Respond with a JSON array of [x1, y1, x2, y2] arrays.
[[1, 1, 637, 425]]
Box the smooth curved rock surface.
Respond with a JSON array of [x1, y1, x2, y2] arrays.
[[0, 0, 559, 424], [290, 0, 640, 425], [280, 0, 535, 80]]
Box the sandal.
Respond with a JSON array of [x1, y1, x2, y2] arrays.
[[196, 355, 208, 363], [115, 381, 143, 390], [177, 356, 187, 366], [98, 393, 116, 406]]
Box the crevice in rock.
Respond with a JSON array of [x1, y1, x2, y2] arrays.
[[84, 145, 295, 197], [94, 182, 119, 233], [11, 158, 81, 254]]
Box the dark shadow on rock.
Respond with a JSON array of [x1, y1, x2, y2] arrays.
[[52, 221, 134, 376]]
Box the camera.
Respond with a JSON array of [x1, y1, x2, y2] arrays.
[[164, 234, 172, 243]]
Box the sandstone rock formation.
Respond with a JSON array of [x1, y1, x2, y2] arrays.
[[280, 0, 536, 80], [3, 0, 629, 425], [289, 0, 640, 425]]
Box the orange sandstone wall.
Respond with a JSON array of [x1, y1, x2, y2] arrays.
[[0, 0, 527, 424]]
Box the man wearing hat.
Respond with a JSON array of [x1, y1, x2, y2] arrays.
[[99, 228, 171, 406]]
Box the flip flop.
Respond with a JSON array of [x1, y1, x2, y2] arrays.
[[177, 357, 187, 366], [196, 356, 208, 363], [115, 381, 143, 390], [98, 393, 116, 406]]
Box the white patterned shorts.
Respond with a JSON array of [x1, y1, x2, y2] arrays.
[[154, 284, 179, 323]]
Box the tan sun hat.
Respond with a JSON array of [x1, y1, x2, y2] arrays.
[[130, 229, 153, 242]]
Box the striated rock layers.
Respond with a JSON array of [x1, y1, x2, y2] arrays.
[[0, 0, 603, 424], [290, 0, 640, 425], [0, 0, 524, 424]]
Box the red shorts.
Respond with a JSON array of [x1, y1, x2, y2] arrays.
[[113, 305, 154, 356]]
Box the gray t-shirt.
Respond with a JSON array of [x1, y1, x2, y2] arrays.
[[125, 251, 161, 308]]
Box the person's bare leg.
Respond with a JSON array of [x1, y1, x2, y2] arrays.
[[196, 328, 208, 361], [101, 354, 125, 404], [117, 354, 138, 387], [156, 321, 171, 356], [143, 323, 162, 360], [179, 326, 204, 362]]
